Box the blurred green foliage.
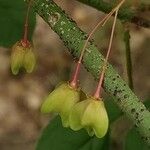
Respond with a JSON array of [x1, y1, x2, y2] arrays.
[[36, 99, 122, 150], [36, 116, 110, 150], [0, 0, 36, 47], [125, 128, 149, 150], [36, 99, 150, 149]]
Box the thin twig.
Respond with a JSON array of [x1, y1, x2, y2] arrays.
[[70, 0, 125, 88], [23, 0, 32, 44], [77, 0, 150, 28], [124, 28, 134, 90], [94, 9, 119, 99]]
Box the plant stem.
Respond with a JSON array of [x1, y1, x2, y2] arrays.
[[29, 0, 150, 145], [70, 0, 125, 88], [94, 9, 119, 99], [22, 0, 32, 45], [77, 0, 150, 29], [124, 28, 134, 90], [69, 10, 113, 88]]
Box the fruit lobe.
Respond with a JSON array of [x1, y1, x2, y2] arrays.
[[24, 47, 36, 73], [10, 40, 36, 75], [69, 97, 109, 138], [11, 41, 25, 75], [41, 82, 81, 127]]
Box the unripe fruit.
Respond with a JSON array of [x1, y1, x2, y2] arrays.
[[24, 46, 36, 73], [69, 99, 90, 131], [69, 98, 109, 138], [11, 41, 25, 75], [41, 82, 81, 127], [10, 41, 36, 75]]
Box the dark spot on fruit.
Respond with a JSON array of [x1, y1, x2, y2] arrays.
[[140, 109, 144, 112], [137, 120, 140, 124], [124, 94, 129, 99], [112, 78, 116, 81], [108, 89, 111, 92], [118, 90, 122, 94], [135, 113, 139, 119], [116, 75, 119, 78], [131, 108, 135, 113], [117, 98, 121, 102], [115, 86, 118, 89], [113, 90, 117, 96]]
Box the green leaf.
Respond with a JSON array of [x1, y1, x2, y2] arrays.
[[36, 99, 121, 150], [144, 99, 150, 109], [104, 98, 122, 122], [124, 99, 150, 150], [36, 116, 109, 150], [0, 0, 36, 47], [125, 129, 149, 150]]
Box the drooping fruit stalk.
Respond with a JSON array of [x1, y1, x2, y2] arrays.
[[93, 9, 119, 99], [70, 0, 125, 89], [69, 2, 125, 138], [10, 0, 36, 75], [21, 0, 32, 47]]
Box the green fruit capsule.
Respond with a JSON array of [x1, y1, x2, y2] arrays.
[[10, 41, 25, 75], [41, 82, 81, 127], [69, 98, 109, 138], [10, 40, 36, 75], [69, 99, 90, 131], [24, 46, 36, 73]]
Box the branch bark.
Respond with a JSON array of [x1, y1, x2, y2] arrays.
[[31, 0, 150, 145], [77, 0, 150, 29]]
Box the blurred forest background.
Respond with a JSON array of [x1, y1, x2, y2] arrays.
[[0, 0, 150, 149]]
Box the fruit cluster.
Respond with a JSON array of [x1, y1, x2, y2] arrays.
[[10, 0, 125, 139], [41, 82, 109, 138], [40, 0, 124, 138], [11, 40, 36, 75]]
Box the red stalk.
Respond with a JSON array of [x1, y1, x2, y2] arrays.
[[21, 0, 32, 47], [93, 10, 119, 99], [70, 0, 125, 89], [70, 9, 117, 88]]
